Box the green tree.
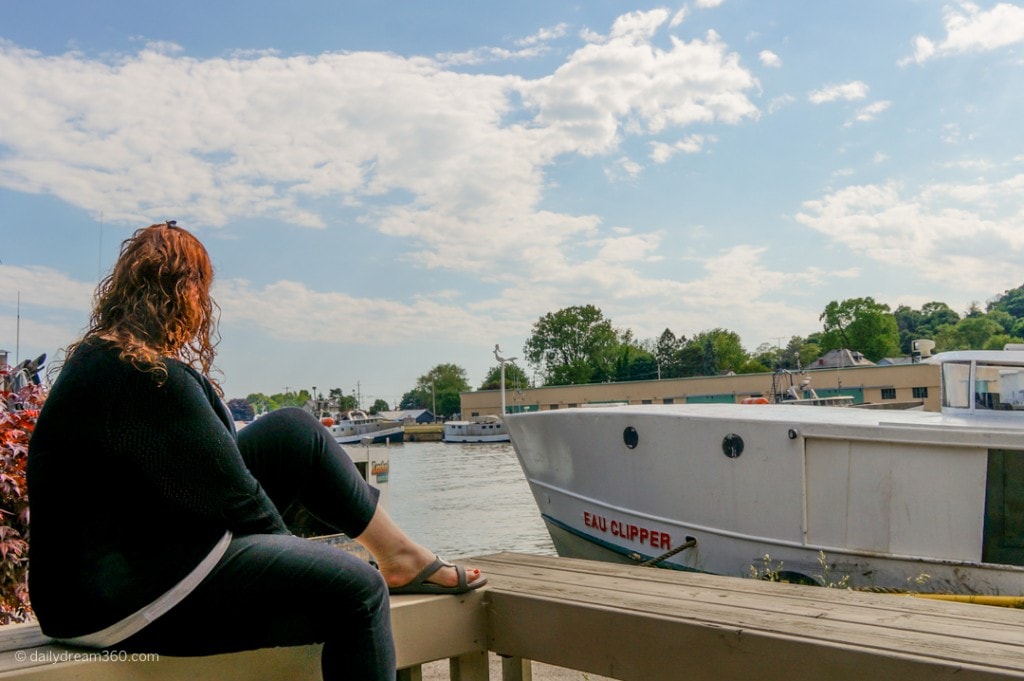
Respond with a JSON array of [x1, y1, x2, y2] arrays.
[[752, 342, 781, 370], [326, 388, 359, 412], [819, 297, 900, 362], [677, 328, 749, 376], [399, 389, 429, 411], [227, 398, 254, 422], [246, 392, 273, 415], [524, 305, 622, 385], [654, 328, 686, 378], [988, 283, 1024, 318], [480, 363, 532, 391], [782, 335, 819, 370], [935, 316, 1004, 350], [405, 363, 470, 419], [612, 342, 659, 382], [369, 398, 390, 414], [797, 341, 822, 368], [986, 309, 1016, 335], [894, 302, 960, 353], [246, 389, 310, 413]]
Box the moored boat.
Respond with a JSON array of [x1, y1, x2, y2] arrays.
[[321, 409, 405, 445], [506, 346, 1024, 594], [443, 415, 510, 443]]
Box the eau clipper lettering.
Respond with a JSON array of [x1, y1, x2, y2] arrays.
[[583, 511, 671, 550]]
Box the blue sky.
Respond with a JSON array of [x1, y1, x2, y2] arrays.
[[2, 1, 1024, 406]]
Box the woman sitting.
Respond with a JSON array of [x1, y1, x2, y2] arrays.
[[28, 222, 484, 681]]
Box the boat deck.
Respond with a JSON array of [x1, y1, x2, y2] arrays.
[[3, 552, 1024, 680]]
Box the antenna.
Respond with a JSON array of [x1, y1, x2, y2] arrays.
[[98, 211, 104, 280]]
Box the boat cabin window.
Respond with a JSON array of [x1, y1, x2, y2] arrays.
[[943, 361, 1024, 411]]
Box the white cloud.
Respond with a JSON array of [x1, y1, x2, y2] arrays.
[[846, 100, 891, 125], [521, 19, 759, 156], [794, 176, 1024, 295], [758, 50, 782, 68], [767, 94, 795, 114], [649, 134, 716, 163], [516, 23, 570, 47], [215, 277, 524, 348], [0, 265, 94, 312], [437, 23, 569, 65], [0, 12, 783, 358], [695, 0, 726, 7], [606, 156, 644, 181], [903, 2, 1024, 65], [0, 265, 95, 359], [808, 81, 869, 104], [0, 15, 759, 286]]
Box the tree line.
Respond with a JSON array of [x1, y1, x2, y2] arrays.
[[235, 284, 1024, 419], [519, 285, 1024, 388]]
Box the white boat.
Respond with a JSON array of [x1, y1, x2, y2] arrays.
[[443, 415, 510, 443], [506, 347, 1024, 594], [321, 409, 404, 445]]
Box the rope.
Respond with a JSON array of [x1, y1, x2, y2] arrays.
[[636, 537, 697, 568]]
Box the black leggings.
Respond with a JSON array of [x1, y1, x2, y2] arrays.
[[116, 408, 395, 680]]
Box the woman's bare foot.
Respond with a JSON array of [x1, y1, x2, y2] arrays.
[[375, 545, 483, 590], [353, 506, 484, 589]]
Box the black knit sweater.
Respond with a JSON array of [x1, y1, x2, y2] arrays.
[[27, 339, 288, 639]]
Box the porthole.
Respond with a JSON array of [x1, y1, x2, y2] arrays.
[[623, 426, 639, 449], [722, 433, 744, 459]]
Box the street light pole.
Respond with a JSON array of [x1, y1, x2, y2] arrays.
[[493, 345, 518, 416]]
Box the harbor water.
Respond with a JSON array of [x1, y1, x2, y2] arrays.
[[384, 440, 556, 561]]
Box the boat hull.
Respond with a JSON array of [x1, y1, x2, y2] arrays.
[[506, 403, 1024, 594], [333, 425, 405, 445], [443, 419, 510, 443]]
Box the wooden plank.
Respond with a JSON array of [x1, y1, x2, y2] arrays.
[[391, 590, 487, 668], [448, 651, 489, 681], [500, 655, 533, 681], [473, 553, 1024, 681], [484, 567, 1024, 653], [0, 645, 322, 680], [397, 665, 424, 681], [0, 590, 486, 680], [473, 552, 1024, 639]]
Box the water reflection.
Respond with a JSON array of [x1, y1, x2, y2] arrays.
[[387, 441, 556, 560]]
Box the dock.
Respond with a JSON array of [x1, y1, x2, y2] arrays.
[[405, 423, 444, 442], [3, 552, 1024, 680]]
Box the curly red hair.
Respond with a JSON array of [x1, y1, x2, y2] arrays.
[[71, 222, 220, 388]]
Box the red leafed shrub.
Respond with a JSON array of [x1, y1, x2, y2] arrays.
[[0, 368, 46, 624]]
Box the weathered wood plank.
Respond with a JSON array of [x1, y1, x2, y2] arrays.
[[0, 590, 487, 680], [391, 591, 488, 669], [473, 552, 1024, 681], [4, 552, 1022, 681]]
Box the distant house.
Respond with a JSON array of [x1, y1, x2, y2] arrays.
[[380, 409, 435, 424], [877, 356, 916, 366], [809, 349, 875, 369]]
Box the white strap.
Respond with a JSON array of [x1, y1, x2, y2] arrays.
[[58, 531, 233, 648]]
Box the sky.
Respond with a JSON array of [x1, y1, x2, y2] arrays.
[[2, 1, 1024, 406]]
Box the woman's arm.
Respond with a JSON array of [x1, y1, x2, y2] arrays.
[[109, 361, 289, 536]]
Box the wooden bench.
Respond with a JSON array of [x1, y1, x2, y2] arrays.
[[473, 553, 1024, 681], [4, 552, 1024, 680], [0, 590, 487, 680]]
